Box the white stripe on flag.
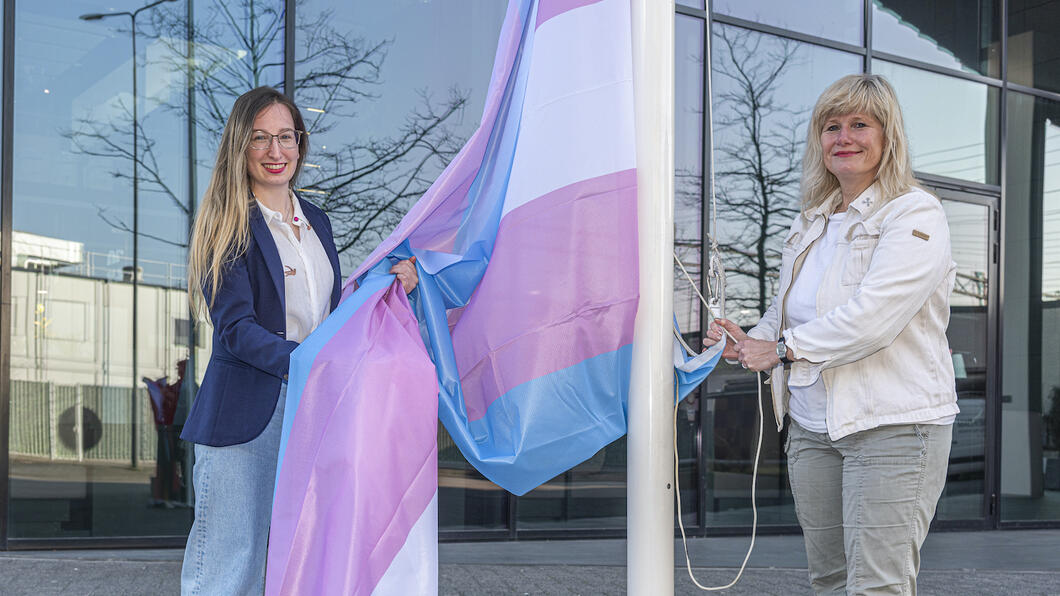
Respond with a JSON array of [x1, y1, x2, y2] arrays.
[[371, 492, 439, 596], [502, 0, 635, 217]]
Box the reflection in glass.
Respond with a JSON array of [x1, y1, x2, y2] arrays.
[[517, 438, 627, 529], [675, 14, 703, 346], [872, 0, 1000, 77], [438, 425, 506, 530], [1008, 1, 1060, 95], [935, 199, 989, 521], [1002, 92, 1060, 522], [296, 1, 507, 271], [873, 60, 999, 185], [713, 0, 862, 46], [712, 24, 860, 327], [675, 14, 704, 527], [704, 24, 858, 527], [701, 365, 795, 527], [7, 0, 214, 537]]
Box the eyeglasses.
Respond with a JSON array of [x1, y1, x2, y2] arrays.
[[248, 129, 306, 151]]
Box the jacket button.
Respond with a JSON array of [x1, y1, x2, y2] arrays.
[[283, 374, 289, 381]]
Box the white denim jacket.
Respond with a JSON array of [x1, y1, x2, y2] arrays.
[[748, 184, 959, 440]]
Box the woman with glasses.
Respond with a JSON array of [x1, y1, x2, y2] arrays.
[[179, 86, 417, 594]]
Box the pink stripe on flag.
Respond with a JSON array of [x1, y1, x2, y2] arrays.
[[536, 0, 605, 28], [451, 169, 638, 421], [266, 284, 439, 595]]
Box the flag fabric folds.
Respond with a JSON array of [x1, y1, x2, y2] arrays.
[[267, 270, 440, 595], [266, 0, 720, 593], [371, 0, 640, 498]]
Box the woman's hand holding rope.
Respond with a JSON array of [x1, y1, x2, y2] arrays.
[[703, 318, 779, 372]]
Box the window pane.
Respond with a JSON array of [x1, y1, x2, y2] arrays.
[[677, 0, 705, 10], [295, 1, 507, 271], [7, 0, 221, 538], [675, 14, 703, 346], [1001, 91, 1060, 522], [873, 60, 1000, 185], [713, 0, 863, 46], [713, 24, 860, 327], [872, 0, 1001, 77], [675, 13, 704, 528], [295, 0, 508, 532], [438, 425, 507, 531], [705, 24, 860, 527], [517, 437, 627, 530], [1008, 0, 1060, 95], [936, 198, 990, 522]]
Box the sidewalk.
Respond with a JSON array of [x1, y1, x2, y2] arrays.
[[0, 530, 1057, 595]]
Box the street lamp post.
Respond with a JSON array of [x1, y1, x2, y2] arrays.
[[80, 0, 178, 469]]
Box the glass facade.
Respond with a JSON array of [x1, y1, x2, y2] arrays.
[[872, 0, 1001, 77], [1001, 91, 1060, 522], [0, 0, 1057, 548], [8, 0, 198, 539], [1008, 0, 1060, 94], [872, 60, 1000, 184], [713, 0, 862, 46]]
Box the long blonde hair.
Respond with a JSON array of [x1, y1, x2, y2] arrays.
[[801, 74, 917, 212], [188, 86, 308, 314]]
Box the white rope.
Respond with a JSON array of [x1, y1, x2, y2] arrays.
[[673, 252, 762, 591], [675, 251, 714, 323], [671, 0, 761, 587], [674, 373, 763, 591]]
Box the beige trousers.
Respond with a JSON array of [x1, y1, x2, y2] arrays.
[[786, 419, 952, 595]]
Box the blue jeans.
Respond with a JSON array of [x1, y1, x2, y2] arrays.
[[786, 420, 952, 596], [181, 383, 286, 596]]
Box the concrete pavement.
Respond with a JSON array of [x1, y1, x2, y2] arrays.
[[0, 529, 1057, 594]]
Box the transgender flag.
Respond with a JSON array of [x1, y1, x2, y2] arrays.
[[266, 0, 716, 593]]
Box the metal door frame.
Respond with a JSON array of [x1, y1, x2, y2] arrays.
[[923, 180, 1001, 531]]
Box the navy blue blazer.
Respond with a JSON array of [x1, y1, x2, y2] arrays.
[[181, 196, 342, 446]]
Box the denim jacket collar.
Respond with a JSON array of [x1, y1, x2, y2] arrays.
[[804, 183, 880, 223]]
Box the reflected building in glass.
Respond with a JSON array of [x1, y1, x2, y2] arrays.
[[0, 0, 1058, 549]]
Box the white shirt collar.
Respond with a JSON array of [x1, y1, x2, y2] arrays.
[[256, 192, 311, 230]]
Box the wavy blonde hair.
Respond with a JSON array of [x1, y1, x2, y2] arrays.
[[801, 74, 917, 212], [188, 86, 308, 314]]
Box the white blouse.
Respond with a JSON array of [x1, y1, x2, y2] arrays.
[[785, 212, 846, 433], [256, 194, 335, 344]]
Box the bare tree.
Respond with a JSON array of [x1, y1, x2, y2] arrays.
[[69, 0, 469, 261], [706, 27, 805, 319]]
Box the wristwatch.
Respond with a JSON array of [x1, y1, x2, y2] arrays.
[[776, 338, 792, 365]]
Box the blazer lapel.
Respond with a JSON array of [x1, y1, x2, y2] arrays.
[[249, 205, 287, 314], [298, 196, 343, 310]]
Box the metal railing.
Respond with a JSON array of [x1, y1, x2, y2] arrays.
[[46, 251, 188, 289], [9, 380, 159, 465]]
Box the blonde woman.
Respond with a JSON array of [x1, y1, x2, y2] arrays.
[[180, 86, 417, 594], [704, 74, 957, 594]]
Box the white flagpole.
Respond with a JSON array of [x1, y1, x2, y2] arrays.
[[628, 0, 675, 593]]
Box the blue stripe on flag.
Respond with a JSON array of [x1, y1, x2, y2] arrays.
[[440, 343, 632, 496]]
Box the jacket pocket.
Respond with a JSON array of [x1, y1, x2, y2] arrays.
[[841, 233, 880, 286]]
